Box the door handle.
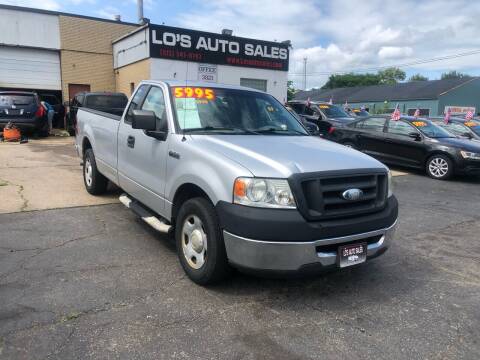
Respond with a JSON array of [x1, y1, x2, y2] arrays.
[[127, 135, 135, 148]]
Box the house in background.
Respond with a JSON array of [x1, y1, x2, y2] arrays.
[[294, 78, 480, 116]]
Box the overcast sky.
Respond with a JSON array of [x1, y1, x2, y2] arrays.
[[2, 0, 480, 89]]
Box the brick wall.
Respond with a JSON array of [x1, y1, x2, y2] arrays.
[[59, 16, 137, 100], [115, 59, 151, 96]]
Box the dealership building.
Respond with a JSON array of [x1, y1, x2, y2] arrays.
[[294, 78, 480, 116], [0, 4, 290, 107]]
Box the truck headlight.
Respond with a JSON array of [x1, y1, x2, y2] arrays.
[[233, 178, 296, 209], [460, 151, 480, 160], [387, 170, 393, 198]]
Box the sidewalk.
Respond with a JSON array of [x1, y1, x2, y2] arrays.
[[0, 137, 119, 214]]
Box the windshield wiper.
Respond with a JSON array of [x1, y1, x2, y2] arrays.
[[184, 126, 237, 132], [184, 126, 258, 134], [255, 127, 308, 135]]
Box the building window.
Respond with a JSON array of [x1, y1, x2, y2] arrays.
[[240, 78, 267, 92], [407, 108, 430, 116], [130, 82, 135, 95]]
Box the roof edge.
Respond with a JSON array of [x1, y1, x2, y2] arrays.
[[0, 4, 139, 27]]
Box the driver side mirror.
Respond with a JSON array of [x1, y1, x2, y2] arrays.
[[462, 132, 473, 139], [408, 132, 421, 141], [132, 110, 156, 130], [132, 109, 168, 141]]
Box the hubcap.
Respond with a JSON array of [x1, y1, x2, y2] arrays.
[[429, 158, 449, 178], [85, 158, 93, 186], [181, 215, 207, 270]]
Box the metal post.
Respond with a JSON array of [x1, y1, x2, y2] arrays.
[[137, 0, 144, 23], [303, 58, 307, 90]]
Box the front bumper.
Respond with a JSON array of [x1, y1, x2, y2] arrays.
[[455, 158, 480, 175], [224, 221, 397, 272]]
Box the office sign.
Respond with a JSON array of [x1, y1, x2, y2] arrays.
[[198, 64, 217, 82], [444, 105, 476, 115], [149, 24, 289, 71]]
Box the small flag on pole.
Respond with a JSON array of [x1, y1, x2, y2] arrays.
[[465, 110, 474, 120], [444, 108, 451, 124], [306, 97, 311, 107], [413, 108, 420, 118], [328, 97, 333, 105], [343, 100, 349, 110], [391, 103, 401, 121]]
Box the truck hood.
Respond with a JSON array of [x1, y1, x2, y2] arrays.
[[191, 135, 386, 178]]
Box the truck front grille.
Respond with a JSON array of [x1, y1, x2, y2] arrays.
[[289, 169, 388, 221]]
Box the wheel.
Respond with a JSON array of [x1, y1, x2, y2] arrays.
[[342, 141, 356, 149], [83, 148, 108, 194], [426, 154, 453, 180], [175, 197, 231, 285]]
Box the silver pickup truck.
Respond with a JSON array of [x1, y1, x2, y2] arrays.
[[75, 80, 398, 284]]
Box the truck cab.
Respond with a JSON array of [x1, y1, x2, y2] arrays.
[[76, 80, 398, 285]]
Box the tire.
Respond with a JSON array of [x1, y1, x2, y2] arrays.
[[175, 197, 231, 285], [83, 148, 108, 195], [342, 141, 357, 149], [426, 154, 453, 180]]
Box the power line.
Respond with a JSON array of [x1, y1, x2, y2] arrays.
[[288, 49, 480, 76]]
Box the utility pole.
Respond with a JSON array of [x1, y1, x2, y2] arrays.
[[303, 57, 307, 90]]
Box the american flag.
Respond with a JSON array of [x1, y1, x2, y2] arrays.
[[413, 108, 420, 118], [444, 108, 451, 124], [465, 110, 474, 120], [391, 104, 401, 121]]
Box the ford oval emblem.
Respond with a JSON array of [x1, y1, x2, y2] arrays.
[[342, 188, 363, 201]]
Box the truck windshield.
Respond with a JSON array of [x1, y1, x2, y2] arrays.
[[171, 87, 308, 135]]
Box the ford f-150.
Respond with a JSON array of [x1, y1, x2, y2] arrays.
[[75, 80, 398, 284]]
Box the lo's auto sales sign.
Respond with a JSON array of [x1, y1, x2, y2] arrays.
[[149, 24, 289, 71]]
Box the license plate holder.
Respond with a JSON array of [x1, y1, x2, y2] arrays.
[[338, 242, 367, 268]]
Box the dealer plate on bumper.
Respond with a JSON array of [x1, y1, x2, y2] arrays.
[[338, 243, 367, 268]]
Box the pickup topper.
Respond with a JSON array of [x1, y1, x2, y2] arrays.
[[75, 80, 398, 284]]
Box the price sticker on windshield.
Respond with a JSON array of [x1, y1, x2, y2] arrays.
[[319, 105, 330, 109], [464, 121, 477, 127], [412, 121, 427, 127], [174, 87, 215, 100]]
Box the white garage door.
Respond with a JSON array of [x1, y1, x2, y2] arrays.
[[0, 46, 61, 90]]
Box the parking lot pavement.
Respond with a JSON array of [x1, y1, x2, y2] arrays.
[[0, 138, 119, 214], [0, 173, 479, 359]]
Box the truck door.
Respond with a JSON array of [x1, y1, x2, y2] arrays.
[[117, 84, 169, 215]]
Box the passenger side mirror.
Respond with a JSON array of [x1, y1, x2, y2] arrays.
[[462, 132, 473, 139], [303, 121, 320, 136], [408, 132, 421, 141], [132, 110, 156, 131]]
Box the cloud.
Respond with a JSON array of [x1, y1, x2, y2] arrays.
[[378, 46, 413, 60], [175, 0, 480, 88]]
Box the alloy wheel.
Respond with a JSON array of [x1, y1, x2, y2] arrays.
[[429, 157, 449, 178]]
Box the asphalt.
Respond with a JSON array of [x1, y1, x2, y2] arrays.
[[0, 138, 119, 214], [1, 172, 479, 359]]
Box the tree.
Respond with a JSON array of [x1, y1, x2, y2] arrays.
[[287, 80, 296, 101], [321, 73, 381, 89], [409, 74, 428, 82], [378, 67, 406, 85], [440, 70, 471, 80]]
